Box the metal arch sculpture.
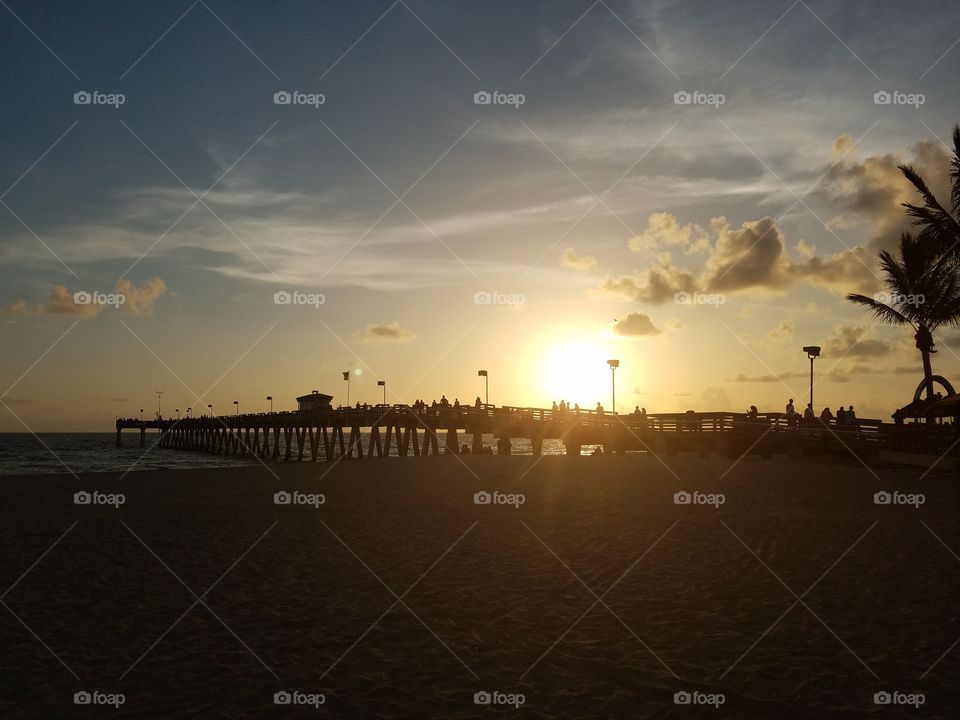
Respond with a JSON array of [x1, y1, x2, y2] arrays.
[[911, 375, 956, 402]]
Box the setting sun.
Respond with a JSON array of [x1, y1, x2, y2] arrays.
[[540, 340, 615, 408]]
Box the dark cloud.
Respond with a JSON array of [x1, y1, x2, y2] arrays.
[[352, 322, 416, 343], [612, 312, 661, 336]]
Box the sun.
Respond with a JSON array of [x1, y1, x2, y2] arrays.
[[540, 340, 613, 408]]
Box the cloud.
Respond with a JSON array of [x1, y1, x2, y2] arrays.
[[612, 312, 661, 336], [628, 212, 708, 254], [352, 322, 416, 343], [822, 323, 892, 359], [598, 213, 879, 304], [4, 278, 166, 319], [560, 247, 597, 272], [43, 285, 104, 318], [821, 135, 951, 250], [766, 319, 795, 347], [117, 277, 166, 316], [733, 372, 806, 383], [700, 386, 731, 409]]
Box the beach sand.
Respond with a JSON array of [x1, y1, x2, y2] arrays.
[[0, 453, 957, 718]]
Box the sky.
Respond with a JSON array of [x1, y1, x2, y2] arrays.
[[3, 0, 960, 431]]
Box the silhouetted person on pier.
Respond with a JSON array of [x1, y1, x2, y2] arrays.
[[475, 396, 482, 408], [836, 406, 846, 426], [820, 407, 834, 424], [747, 405, 759, 422], [453, 398, 460, 409], [892, 408, 904, 426], [847, 406, 857, 427], [440, 395, 449, 407], [552, 401, 559, 413], [596, 402, 604, 416], [804, 403, 815, 423], [574, 403, 580, 414]]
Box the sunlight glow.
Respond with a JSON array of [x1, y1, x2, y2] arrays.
[[540, 340, 615, 408]]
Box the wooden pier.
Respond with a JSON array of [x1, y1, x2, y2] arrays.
[[113, 405, 945, 463]]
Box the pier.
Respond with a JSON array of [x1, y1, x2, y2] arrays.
[[114, 403, 954, 463]]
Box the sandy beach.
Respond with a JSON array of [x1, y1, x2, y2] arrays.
[[0, 453, 957, 718]]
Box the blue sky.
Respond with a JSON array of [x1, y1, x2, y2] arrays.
[[3, 0, 960, 429]]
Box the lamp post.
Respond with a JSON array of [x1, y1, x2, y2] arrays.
[[207, 403, 213, 417], [803, 346, 821, 412], [175, 408, 180, 420], [233, 400, 239, 416], [266, 395, 273, 413], [343, 371, 350, 405], [377, 380, 386, 405], [607, 359, 619, 413], [187, 407, 192, 418], [156, 390, 164, 420], [139, 408, 143, 421], [478, 370, 488, 405]]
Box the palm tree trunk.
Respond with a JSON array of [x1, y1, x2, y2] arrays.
[[921, 348, 934, 400]]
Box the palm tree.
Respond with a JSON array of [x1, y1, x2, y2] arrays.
[[847, 233, 960, 404], [899, 125, 960, 263]]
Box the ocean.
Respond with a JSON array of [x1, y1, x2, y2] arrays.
[[0, 432, 589, 476]]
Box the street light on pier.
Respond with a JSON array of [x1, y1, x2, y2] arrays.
[[478, 370, 488, 405], [175, 408, 180, 419], [266, 395, 273, 413], [607, 359, 620, 413], [377, 380, 386, 405], [139, 408, 143, 421], [343, 371, 350, 405], [207, 403, 213, 417], [233, 400, 239, 416], [803, 346, 821, 412], [155, 390, 164, 420], [187, 407, 192, 418]]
